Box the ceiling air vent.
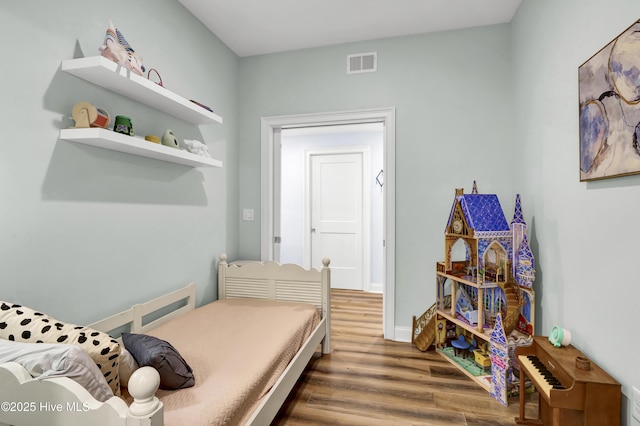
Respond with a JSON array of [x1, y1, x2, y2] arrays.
[[347, 52, 377, 74]]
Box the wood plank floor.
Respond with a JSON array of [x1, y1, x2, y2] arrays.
[[273, 289, 539, 425]]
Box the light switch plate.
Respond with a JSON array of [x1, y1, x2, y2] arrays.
[[242, 209, 254, 221]]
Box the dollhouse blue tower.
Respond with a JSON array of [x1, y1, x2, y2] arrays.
[[511, 194, 536, 289]]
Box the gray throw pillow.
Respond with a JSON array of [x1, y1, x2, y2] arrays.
[[121, 333, 194, 390]]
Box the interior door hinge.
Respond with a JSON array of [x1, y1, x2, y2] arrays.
[[274, 236, 281, 244]]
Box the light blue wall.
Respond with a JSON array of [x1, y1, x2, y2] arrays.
[[0, 0, 239, 324], [513, 1, 640, 424], [237, 24, 516, 327]]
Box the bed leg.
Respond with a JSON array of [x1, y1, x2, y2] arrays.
[[322, 340, 330, 354]]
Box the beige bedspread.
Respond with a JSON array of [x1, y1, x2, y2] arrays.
[[144, 298, 320, 426]]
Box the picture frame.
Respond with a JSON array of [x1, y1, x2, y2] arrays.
[[578, 18, 640, 181]]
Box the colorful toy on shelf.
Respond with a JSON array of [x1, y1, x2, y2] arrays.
[[113, 115, 134, 136], [183, 139, 211, 158], [161, 129, 180, 149], [189, 99, 214, 112], [549, 326, 571, 347], [147, 68, 163, 87], [70, 101, 110, 129], [99, 20, 145, 76]]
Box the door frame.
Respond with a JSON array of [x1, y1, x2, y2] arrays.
[[305, 146, 371, 291], [260, 107, 396, 340]]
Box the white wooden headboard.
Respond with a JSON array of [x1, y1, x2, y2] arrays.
[[217, 253, 331, 319]]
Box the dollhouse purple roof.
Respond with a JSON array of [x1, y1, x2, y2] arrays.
[[456, 194, 509, 232]]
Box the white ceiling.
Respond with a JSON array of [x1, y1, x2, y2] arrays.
[[178, 0, 522, 57]]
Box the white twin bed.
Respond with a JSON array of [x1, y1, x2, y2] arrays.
[[0, 254, 331, 426]]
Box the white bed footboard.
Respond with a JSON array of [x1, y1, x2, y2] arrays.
[[0, 362, 162, 426]]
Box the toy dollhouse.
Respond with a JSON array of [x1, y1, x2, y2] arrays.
[[415, 182, 536, 405]]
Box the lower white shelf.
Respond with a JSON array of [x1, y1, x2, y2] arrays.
[[59, 128, 222, 168]]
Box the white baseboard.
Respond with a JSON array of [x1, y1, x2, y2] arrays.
[[367, 282, 383, 293], [393, 326, 412, 343], [361, 287, 410, 343]]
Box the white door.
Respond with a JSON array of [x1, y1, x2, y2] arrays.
[[308, 150, 368, 290]]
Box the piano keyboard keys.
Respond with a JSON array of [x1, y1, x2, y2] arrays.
[[518, 355, 561, 399], [525, 355, 565, 389]]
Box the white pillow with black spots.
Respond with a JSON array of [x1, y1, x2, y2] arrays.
[[0, 301, 121, 396]]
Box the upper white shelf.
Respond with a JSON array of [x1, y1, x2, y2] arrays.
[[60, 128, 223, 168], [61, 56, 223, 125]]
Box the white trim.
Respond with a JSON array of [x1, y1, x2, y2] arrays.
[[369, 282, 383, 293], [272, 129, 282, 262], [260, 107, 396, 340], [394, 326, 412, 343]]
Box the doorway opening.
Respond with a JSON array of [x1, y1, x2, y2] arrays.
[[280, 126, 382, 292], [260, 108, 396, 340]]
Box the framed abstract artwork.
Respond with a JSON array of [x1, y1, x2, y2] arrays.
[[579, 19, 640, 181]]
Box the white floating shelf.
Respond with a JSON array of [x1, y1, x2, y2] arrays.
[[60, 128, 223, 168], [61, 56, 223, 125]]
